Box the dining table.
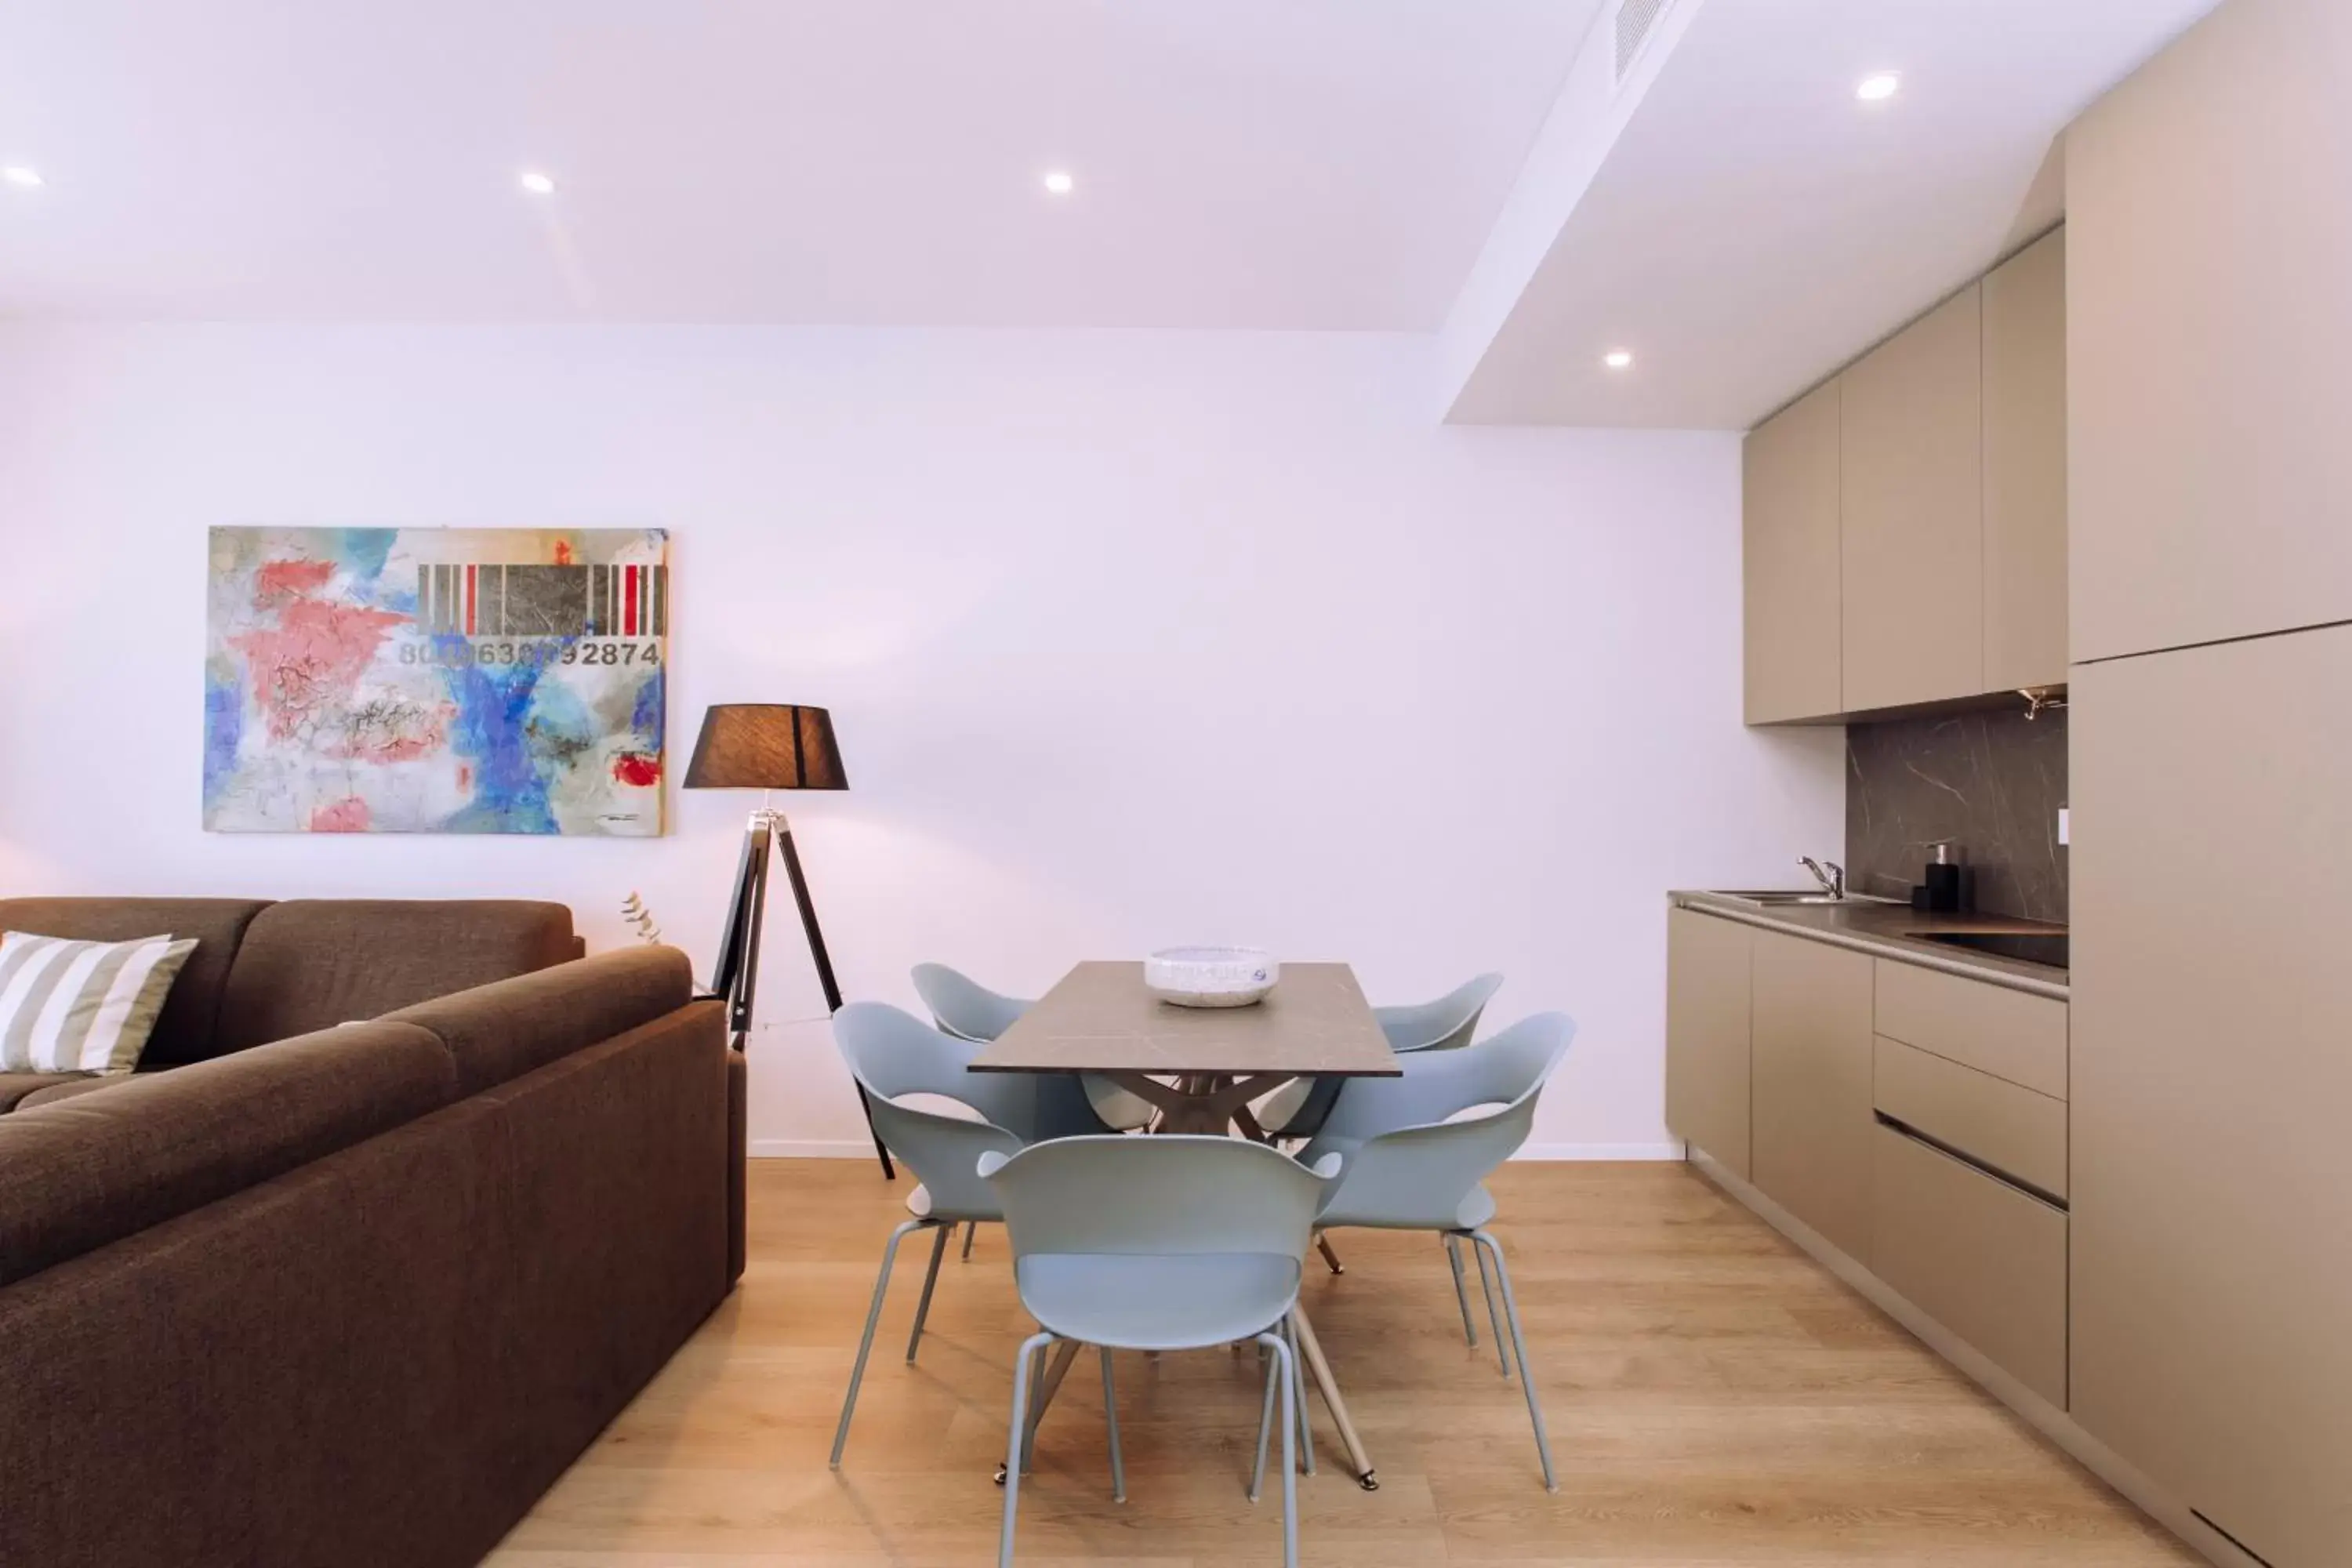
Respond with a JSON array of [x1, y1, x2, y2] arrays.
[[968, 959, 1400, 1490]]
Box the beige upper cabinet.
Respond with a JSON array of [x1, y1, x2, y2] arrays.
[[2070, 623, 2352, 1568], [1980, 228, 2068, 691], [1748, 929, 1875, 1264], [1840, 285, 1985, 713], [2067, 0, 2352, 661], [1664, 909, 1752, 1175], [1743, 381, 1843, 723]]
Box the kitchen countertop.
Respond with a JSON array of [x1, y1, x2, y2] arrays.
[[1669, 890, 2068, 1000]]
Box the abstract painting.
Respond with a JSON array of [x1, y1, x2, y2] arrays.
[[204, 527, 669, 835]]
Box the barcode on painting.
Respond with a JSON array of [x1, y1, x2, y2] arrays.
[[413, 563, 668, 637]]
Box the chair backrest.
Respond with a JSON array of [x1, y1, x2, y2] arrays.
[[979, 1135, 1338, 1261], [906, 968, 1117, 1139], [833, 1002, 1028, 1221], [910, 963, 1029, 1043], [1309, 1011, 1575, 1232], [1373, 971, 1504, 1054]]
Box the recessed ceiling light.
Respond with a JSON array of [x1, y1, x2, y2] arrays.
[[518, 170, 557, 195], [1041, 170, 1075, 196], [3, 167, 44, 188], [1603, 349, 1635, 370], [1857, 72, 1901, 102]]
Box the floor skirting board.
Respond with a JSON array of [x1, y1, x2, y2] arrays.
[[1686, 1147, 2260, 1568]]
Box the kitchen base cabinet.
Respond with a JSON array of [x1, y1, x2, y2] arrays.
[[1872, 1123, 2067, 1409], [1748, 930, 1875, 1265], [1664, 909, 1751, 1175], [2073, 627, 2352, 1568]]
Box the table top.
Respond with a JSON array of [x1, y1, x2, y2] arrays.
[[969, 960, 1402, 1079]]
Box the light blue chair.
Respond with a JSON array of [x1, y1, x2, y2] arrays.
[[1258, 971, 1505, 1143], [1374, 972, 1507, 1054], [978, 1134, 1341, 1568], [827, 1002, 1035, 1468], [913, 962, 1157, 1134], [1259, 972, 1506, 1276], [1299, 1011, 1576, 1491]]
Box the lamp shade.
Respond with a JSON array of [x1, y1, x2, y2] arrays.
[[683, 705, 848, 791]]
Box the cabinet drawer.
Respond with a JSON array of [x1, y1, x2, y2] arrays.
[[1875, 960, 2067, 1098], [1873, 1123, 2068, 1408], [1875, 1036, 2067, 1200]]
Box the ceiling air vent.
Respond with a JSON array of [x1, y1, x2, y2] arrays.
[[1614, 0, 1674, 85]]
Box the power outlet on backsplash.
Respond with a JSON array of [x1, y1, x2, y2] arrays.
[[1846, 706, 2070, 924]]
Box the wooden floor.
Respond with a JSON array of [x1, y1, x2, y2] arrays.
[[487, 1160, 2200, 1566]]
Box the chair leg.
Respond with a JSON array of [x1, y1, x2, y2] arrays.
[[1445, 1234, 1479, 1347], [1284, 1311, 1314, 1475], [1000, 1330, 1055, 1568], [1021, 1339, 1051, 1475], [1471, 1229, 1556, 1493], [906, 1223, 952, 1361], [1250, 1334, 1279, 1501], [1254, 1331, 1299, 1568], [1316, 1232, 1345, 1275], [831, 1218, 932, 1468], [1099, 1346, 1127, 1503], [962, 1219, 978, 1260], [1471, 1233, 1512, 1377]]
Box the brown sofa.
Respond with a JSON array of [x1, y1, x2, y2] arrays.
[[0, 898, 745, 1568]]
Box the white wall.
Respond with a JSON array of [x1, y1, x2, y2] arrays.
[[0, 324, 1841, 1154]]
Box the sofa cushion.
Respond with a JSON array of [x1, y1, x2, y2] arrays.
[[215, 899, 577, 1054], [13, 1073, 147, 1111], [0, 1021, 459, 1286], [0, 898, 272, 1067], [383, 946, 692, 1096], [0, 1074, 89, 1114]]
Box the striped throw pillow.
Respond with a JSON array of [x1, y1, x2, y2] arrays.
[[0, 931, 199, 1075]]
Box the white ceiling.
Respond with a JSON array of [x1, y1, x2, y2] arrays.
[[0, 0, 1598, 328], [0, 0, 2232, 427], [1444, 0, 2223, 428]]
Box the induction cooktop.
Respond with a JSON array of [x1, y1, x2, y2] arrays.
[[1917, 931, 2070, 970]]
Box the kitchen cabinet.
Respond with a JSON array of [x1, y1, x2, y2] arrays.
[[1872, 1122, 2067, 1408], [1873, 1036, 2067, 1203], [1875, 958, 2067, 1100], [2068, 0, 2352, 662], [1664, 909, 1751, 1175], [1742, 381, 1843, 723], [1748, 929, 1875, 1263], [1839, 285, 1984, 713], [2072, 625, 2352, 1568], [1980, 228, 2068, 691]]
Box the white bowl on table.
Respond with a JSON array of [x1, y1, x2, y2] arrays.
[[1145, 946, 1279, 1008]]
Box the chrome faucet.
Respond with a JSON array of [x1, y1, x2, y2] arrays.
[[1798, 856, 1846, 900]]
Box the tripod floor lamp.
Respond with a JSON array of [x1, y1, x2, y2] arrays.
[[684, 703, 893, 1178]]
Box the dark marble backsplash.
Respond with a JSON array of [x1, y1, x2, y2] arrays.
[[1846, 706, 2068, 924]]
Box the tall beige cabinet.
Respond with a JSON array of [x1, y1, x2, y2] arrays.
[[2067, 2, 2352, 1563], [2071, 632, 2352, 1568], [2067, 0, 2352, 660]]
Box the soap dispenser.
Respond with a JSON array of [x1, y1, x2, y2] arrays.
[[1923, 840, 1965, 913]]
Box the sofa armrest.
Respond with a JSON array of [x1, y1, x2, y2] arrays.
[[383, 946, 692, 1096]]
